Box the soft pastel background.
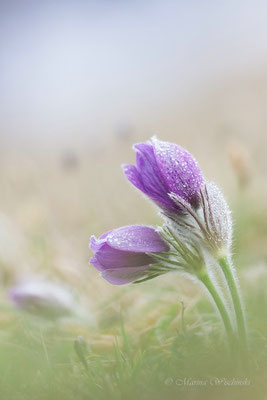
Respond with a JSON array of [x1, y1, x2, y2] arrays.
[[0, 1, 267, 399]]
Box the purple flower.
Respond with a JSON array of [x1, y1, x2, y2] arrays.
[[89, 225, 169, 285], [123, 137, 203, 212], [9, 280, 74, 319]]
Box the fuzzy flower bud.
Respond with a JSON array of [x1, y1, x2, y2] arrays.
[[162, 180, 233, 256], [199, 181, 233, 254]]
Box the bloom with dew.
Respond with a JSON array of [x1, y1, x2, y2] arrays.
[[9, 279, 74, 319], [89, 137, 248, 360], [90, 225, 170, 284], [122, 137, 203, 213]]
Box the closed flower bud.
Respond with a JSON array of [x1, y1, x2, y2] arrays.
[[199, 181, 233, 254], [163, 181, 233, 256]]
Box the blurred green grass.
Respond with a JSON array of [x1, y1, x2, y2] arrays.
[[0, 274, 266, 400], [0, 138, 266, 399]]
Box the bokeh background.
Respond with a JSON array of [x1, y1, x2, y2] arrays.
[[0, 1, 267, 399]]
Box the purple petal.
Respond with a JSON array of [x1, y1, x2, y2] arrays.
[[123, 142, 177, 210], [105, 225, 168, 253], [134, 143, 171, 200], [134, 143, 159, 175], [90, 235, 102, 252], [152, 137, 203, 205], [90, 231, 112, 252], [90, 243, 154, 271], [89, 225, 169, 273], [89, 255, 105, 271], [122, 164, 145, 192], [101, 266, 150, 285]]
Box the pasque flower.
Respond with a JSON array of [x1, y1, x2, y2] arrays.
[[122, 137, 203, 212], [89, 137, 248, 360], [90, 225, 169, 285]]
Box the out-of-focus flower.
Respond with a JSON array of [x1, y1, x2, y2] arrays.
[[90, 225, 169, 285], [122, 137, 203, 213], [9, 280, 74, 319]]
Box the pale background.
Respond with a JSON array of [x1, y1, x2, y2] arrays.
[[0, 0, 267, 310]]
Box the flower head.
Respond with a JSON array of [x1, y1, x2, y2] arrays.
[[123, 137, 203, 213], [90, 225, 169, 284]]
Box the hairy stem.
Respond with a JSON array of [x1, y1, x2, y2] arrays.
[[218, 255, 248, 353], [198, 269, 236, 354]]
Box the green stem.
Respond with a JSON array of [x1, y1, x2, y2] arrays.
[[218, 256, 248, 352], [198, 270, 235, 353]]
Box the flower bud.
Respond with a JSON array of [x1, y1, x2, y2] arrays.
[[199, 181, 233, 254]]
